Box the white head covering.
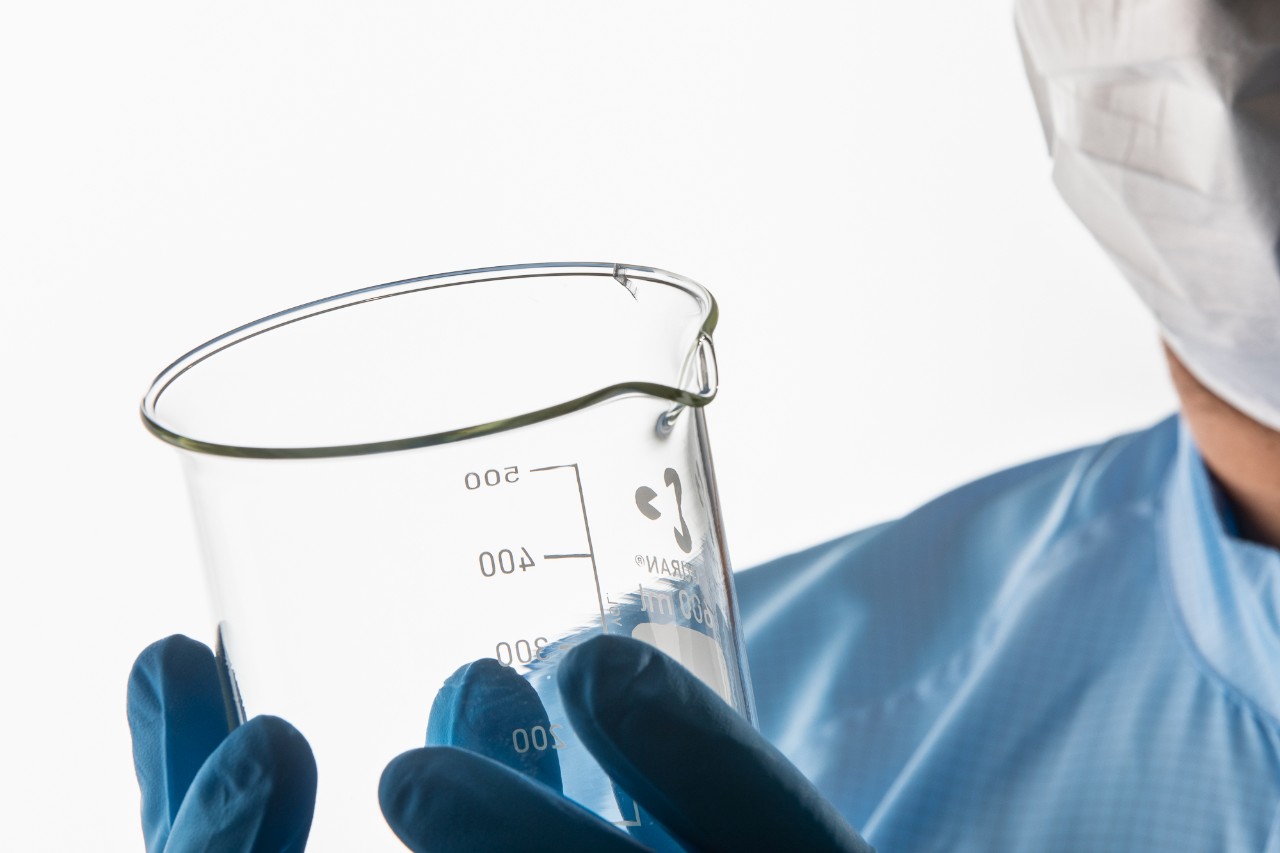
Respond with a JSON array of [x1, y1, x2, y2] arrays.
[[1015, 0, 1280, 430]]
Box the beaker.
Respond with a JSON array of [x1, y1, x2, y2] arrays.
[[141, 263, 755, 850]]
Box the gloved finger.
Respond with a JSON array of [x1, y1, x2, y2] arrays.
[[379, 746, 649, 853], [127, 635, 230, 853], [559, 635, 873, 853], [427, 658, 563, 792], [166, 715, 317, 853]]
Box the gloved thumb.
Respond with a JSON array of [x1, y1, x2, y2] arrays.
[[559, 634, 872, 853], [165, 715, 317, 853]]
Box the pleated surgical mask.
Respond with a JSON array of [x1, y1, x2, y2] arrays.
[[1015, 0, 1280, 430]]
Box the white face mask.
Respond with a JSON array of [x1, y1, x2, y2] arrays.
[[1015, 0, 1280, 430]]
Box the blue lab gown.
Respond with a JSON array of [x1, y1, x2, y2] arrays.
[[737, 415, 1280, 851]]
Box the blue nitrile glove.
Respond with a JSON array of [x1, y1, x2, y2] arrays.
[[126, 636, 317, 852], [129, 635, 870, 851], [380, 634, 874, 853]]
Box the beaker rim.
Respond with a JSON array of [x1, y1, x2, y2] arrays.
[[140, 262, 719, 459]]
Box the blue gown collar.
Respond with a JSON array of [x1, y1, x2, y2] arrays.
[[1162, 417, 1280, 726]]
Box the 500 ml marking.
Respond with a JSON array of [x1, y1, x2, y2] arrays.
[[464, 466, 520, 489]]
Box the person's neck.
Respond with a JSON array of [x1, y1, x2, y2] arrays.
[[1165, 344, 1280, 549]]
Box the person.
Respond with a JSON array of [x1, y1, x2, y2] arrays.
[[127, 0, 1280, 849]]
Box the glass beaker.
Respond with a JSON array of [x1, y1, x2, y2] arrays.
[[141, 263, 755, 850]]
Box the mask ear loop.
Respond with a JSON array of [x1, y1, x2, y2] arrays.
[[657, 332, 718, 436]]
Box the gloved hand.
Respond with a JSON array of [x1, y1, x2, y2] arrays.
[[379, 634, 873, 853], [126, 636, 317, 852], [129, 634, 871, 852]]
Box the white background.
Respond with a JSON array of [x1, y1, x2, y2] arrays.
[[1, 1, 1176, 847]]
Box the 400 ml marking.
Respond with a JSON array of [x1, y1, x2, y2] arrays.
[[478, 547, 536, 577]]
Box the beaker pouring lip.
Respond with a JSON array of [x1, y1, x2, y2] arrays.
[[140, 262, 719, 459]]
